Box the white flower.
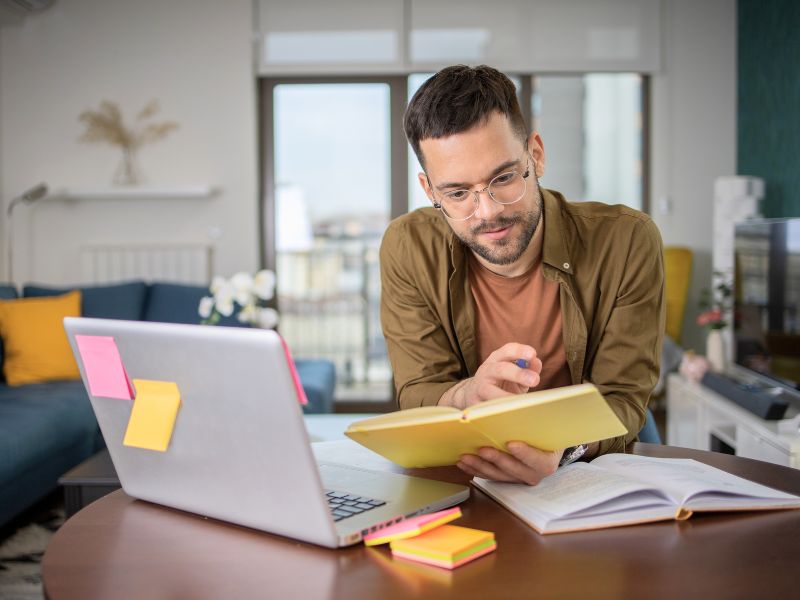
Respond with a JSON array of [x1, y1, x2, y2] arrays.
[[230, 271, 254, 306], [255, 307, 279, 329], [198, 296, 214, 319], [237, 302, 257, 324], [253, 269, 276, 300], [205, 270, 280, 326], [213, 281, 236, 317], [210, 276, 227, 295]]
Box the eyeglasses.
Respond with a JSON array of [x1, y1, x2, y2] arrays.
[[430, 155, 532, 221]]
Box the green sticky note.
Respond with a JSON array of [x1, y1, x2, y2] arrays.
[[123, 380, 181, 452]]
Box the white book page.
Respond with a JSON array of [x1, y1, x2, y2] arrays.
[[590, 454, 800, 505], [311, 439, 397, 472], [475, 462, 672, 519]]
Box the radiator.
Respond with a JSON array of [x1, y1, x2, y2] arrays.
[[80, 244, 213, 284]]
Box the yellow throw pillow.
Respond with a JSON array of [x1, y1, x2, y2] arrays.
[[0, 290, 82, 386]]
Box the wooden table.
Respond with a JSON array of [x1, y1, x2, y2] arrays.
[[43, 444, 800, 599]]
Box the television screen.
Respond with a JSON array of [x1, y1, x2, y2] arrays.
[[734, 219, 800, 391]]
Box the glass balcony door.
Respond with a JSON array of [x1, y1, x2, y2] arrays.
[[264, 80, 404, 402]]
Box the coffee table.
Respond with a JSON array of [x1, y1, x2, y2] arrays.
[[58, 450, 118, 518], [44, 444, 800, 599]]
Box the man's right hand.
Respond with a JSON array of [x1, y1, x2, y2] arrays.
[[438, 343, 542, 409]]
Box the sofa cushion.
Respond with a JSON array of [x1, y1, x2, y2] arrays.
[[0, 285, 18, 300], [144, 282, 243, 326], [0, 380, 98, 525], [296, 359, 337, 414], [24, 281, 148, 321], [0, 284, 18, 381], [0, 291, 82, 386]]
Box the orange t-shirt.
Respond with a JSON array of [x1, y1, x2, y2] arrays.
[[468, 222, 572, 390]]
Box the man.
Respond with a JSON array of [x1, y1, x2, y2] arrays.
[[380, 65, 665, 486]]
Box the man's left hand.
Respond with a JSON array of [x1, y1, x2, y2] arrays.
[[456, 442, 563, 486]]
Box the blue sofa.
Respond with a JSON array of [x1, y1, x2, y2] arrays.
[[0, 281, 336, 528]]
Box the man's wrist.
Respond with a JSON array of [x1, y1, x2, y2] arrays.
[[438, 379, 470, 408]]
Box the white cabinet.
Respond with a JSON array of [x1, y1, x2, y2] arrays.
[[666, 373, 800, 468]]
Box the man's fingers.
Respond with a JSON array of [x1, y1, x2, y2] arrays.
[[477, 447, 549, 486], [529, 356, 543, 374], [486, 361, 540, 389], [506, 442, 561, 477], [459, 454, 521, 483], [489, 343, 537, 364]]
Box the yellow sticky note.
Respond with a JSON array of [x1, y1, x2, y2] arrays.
[[123, 379, 181, 452]]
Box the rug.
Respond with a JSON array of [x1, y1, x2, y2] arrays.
[[0, 508, 64, 600]]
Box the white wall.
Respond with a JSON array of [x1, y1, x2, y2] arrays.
[[0, 0, 259, 286], [0, 0, 737, 357], [651, 0, 737, 353]]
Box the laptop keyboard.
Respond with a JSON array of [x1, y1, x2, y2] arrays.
[[326, 490, 386, 522]]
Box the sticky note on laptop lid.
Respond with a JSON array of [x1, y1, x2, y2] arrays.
[[123, 379, 181, 452], [278, 335, 308, 406], [364, 507, 462, 546], [75, 335, 134, 400]]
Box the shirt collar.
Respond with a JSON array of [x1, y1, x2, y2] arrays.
[[541, 188, 574, 275]]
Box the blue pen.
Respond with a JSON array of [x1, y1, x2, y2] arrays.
[[515, 359, 529, 369]]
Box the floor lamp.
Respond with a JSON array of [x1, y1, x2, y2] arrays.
[[6, 183, 48, 286]]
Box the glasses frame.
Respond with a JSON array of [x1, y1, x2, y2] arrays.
[[428, 154, 532, 222]]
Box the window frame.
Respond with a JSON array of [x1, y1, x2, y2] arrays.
[[258, 76, 409, 274]]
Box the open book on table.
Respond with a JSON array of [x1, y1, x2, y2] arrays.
[[344, 383, 626, 468], [472, 453, 800, 534]]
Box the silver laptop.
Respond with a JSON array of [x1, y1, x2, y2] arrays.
[[64, 317, 468, 548]]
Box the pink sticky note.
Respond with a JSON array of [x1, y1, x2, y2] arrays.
[[364, 507, 462, 546], [278, 335, 308, 406], [75, 335, 134, 400]]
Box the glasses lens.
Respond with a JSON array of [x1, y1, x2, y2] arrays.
[[488, 171, 526, 204], [440, 190, 476, 220]]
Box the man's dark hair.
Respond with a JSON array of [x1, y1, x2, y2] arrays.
[[404, 65, 528, 168]]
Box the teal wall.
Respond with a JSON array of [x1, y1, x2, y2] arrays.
[[738, 0, 800, 217]]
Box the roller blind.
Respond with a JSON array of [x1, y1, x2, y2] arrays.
[[255, 0, 661, 74]]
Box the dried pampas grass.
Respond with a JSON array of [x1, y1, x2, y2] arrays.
[[78, 99, 178, 151]]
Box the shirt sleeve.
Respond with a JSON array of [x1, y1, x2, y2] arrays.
[[379, 222, 465, 409], [590, 218, 666, 455]]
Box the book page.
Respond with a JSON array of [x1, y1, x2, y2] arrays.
[[475, 462, 671, 518], [311, 439, 398, 473], [590, 454, 800, 506]]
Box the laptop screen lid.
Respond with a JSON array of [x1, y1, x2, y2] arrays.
[[64, 317, 342, 547]]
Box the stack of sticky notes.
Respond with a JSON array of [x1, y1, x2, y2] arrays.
[[363, 507, 496, 570], [389, 525, 496, 570]]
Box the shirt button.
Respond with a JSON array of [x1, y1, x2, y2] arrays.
[[563, 262, 570, 270]]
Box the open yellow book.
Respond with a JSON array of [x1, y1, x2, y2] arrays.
[[344, 383, 627, 468]]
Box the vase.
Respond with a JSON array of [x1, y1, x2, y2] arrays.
[[706, 329, 726, 372], [113, 146, 143, 186]]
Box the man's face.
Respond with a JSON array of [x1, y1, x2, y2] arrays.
[[418, 112, 546, 274]]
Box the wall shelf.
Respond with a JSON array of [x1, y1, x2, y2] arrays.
[[50, 185, 217, 200]]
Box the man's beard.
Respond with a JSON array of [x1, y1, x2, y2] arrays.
[[455, 186, 542, 266]]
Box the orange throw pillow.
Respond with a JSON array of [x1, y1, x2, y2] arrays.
[[0, 290, 82, 386]]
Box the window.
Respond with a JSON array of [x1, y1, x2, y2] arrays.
[[261, 72, 647, 404], [265, 80, 402, 403]]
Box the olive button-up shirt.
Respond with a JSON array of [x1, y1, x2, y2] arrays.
[[379, 189, 665, 455]]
